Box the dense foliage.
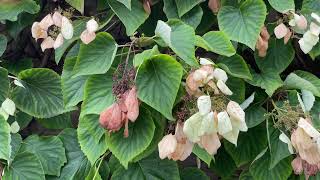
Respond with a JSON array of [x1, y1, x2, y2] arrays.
[[0, 0, 320, 179]]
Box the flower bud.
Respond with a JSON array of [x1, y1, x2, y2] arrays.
[[61, 16, 73, 40], [125, 87, 139, 122], [86, 19, 99, 33], [99, 103, 124, 132]]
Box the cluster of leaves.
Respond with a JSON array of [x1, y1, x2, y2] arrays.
[[0, 0, 320, 179]]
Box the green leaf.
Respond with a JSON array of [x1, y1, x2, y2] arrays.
[[116, 0, 131, 9], [239, 171, 254, 180], [180, 167, 210, 180], [65, 0, 84, 14], [8, 111, 31, 130], [217, 54, 252, 80], [301, 0, 320, 21], [311, 98, 320, 129], [0, 115, 11, 162], [284, 70, 320, 97], [155, 20, 198, 66], [85, 165, 102, 180], [132, 108, 166, 162], [56, 129, 91, 180], [9, 133, 22, 163], [133, 45, 160, 68], [309, 43, 320, 60], [62, 57, 89, 108], [78, 114, 108, 164], [268, 0, 295, 13], [227, 77, 246, 103], [108, 0, 149, 35], [0, 34, 7, 56], [0, 0, 40, 21], [210, 147, 236, 178], [245, 105, 266, 128], [81, 72, 115, 117], [218, 0, 267, 49], [20, 135, 67, 176], [250, 152, 292, 180], [255, 38, 295, 74], [247, 71, 283, 97], [136, 55, 183, 120], [73, 32, 118, 77], [267, 123, 291, 169], [174, 0, 204, 17], [36, 112, 73, 129], [106, 108, 155, 168], [202, 31, 236, 57], [3, 152, 45, 180], [224, 124, 268, 167], [111, 152, 180, 180], [0, 67, 9, 104], [11, 68, 65, 118], [163, 0, 203, 29], [193, 144, 213, 166], [1, 58, 33, 76]]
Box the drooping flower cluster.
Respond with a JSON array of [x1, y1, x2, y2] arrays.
[[32, 12, 73, 51], [186, 63, 232, 97], [99, 86, 139, 137], [298, 13, 320, 54]]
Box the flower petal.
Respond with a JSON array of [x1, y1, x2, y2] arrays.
[[40, 37, 55, 52], [1, 98, 15, 116], [198, 133, 221, 155], [227, 101, 245, 122], [125, 86, 139, 122], [31, 22, 47, 40], [296, 15, 308, 30], [274, 23, 288, 39], [199, 58, 215, 65], [86, 18, 99, 33], [200, 112, 217, 135], [222, 128, 239, 146], [212, 68, 228, 83], [240, 92, 255, 110], [61, 16, 74, 39], [0, 108, 9, 120], [217, 80, 233, 95], [303, 30, 319, 46], [80, 29, 96, 44], [279, 132, 294, 154], [311, 13, 320, 24], [197, 95, 211, 115], [39, 14, 54, 30], [291, 156, 303, 175], [10, 121, 20, 134], [310, 22, 320, 36], [183, 112, 203, 142], [52, 11, 63, 27], [298, 118, 320, 138], [170, 139, 194, 161], [158, 134, 178, 159], [217, 111, 232, 135], [53, 33, 64, 49], [298, 38, 314, 54]]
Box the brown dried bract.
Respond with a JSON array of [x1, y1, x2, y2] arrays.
[[255, 26, 270, 57], [143, 0, 151, 15], [208, 0, 220, 14]]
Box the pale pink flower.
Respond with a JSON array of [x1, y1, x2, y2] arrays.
[[40, 37, 55, 51]]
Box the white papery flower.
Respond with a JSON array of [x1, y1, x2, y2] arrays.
[[86, 18, 99, 33], [2, 98, 16, 116], [61, 16, 74, 39], [212, 68, 228, 83], [216, 80, 233, 95]]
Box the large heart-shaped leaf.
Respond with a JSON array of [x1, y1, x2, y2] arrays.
[[20, 135, 67, 176], [284, 70, 320, 97], [247, 71, 283, 97], [55, 129, 91, 180], [155, 20, 198, 66], [224, 124, 268, 167], [218, 0, 267, 49], [1, 58, 33, 76], [11, 68, 65, 118], [255, 39, 295, 74], [133, 45, 160, 68], [217, 54, 252, 80], [111, 152, 180, 180], [0, 115, 11, 162], [268, 0, 295, 13], [78, 114, 108, 164], [0, 67, 9, 104], [65, 0, 84, 14], [36, 112, 72, 130], [106, 108, 155, 168], [174, 0, 204, 17], [267, 122, 291, 169], [62, 57, 89, 108], [210, 147, 237, 178], [0, 0, 40, 21], [180, 167, 210, 180], [250, 152, 292, 180], [0, 34, 7, 56], [81, 72, 115, 117], [163, 0, 203, 29], [202, 31, 236, 57], [3, 152, 45, 180], [73, 32, 118, 77], [116, 0, 131, 9], [136, 55, 183, 120], [108, 0, 149, 35]]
